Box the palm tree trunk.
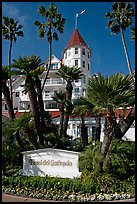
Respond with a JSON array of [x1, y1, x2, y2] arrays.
[[120, 29, 133, 76], [26, 77, 44, 145], [101, 116, 117, 158], [35, 77, 46, 132], [62, 83, 73, 137], [9, 38, 13, 103], [95, 117, 101, 141], [2, 83, 15, 120], [42, 28, 52, 91], [58, 106, 64, 137], [81, 117, 88, 146]]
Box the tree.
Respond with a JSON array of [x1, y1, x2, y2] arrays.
[[52, 91, 66, 137], [2, 16, 24, 102], [34, 3, 66, 90], [73, 97, 95, 146], [56, 65, 83, 137], [11, 55, 45, 145], [106, 2, 135, 77], [2, 66, 15, 120], [30, 65, 47, 131], [87, 72, 134, 159]]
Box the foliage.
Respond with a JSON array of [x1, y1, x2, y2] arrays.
[[79, 142, 101, 172], [108, 139, 135, 179], [70, 138, 84, 152], [2, 16, 24, 42], [79, 139, 135, 180], [105, 2, 135, 34], [87, 72, 134, 115], [2, 121, 22, 175], [2, 174, 135, 199]]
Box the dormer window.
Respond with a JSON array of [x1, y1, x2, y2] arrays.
[[82, 48, 86, 55], [75, 47, 78, 54]]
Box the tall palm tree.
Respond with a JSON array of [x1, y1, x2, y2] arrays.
[[106, 2, 135, 76], [2, 16, 24, 102], [87, 72, 134, 159], [2, 66, 15, 120], [56, 65, 83, 137], [11, 55, 45, 145], [52, 91, 66, 137], [34, 3, 66, 91]]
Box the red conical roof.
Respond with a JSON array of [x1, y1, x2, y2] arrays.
[[64, 29, 91, 55]]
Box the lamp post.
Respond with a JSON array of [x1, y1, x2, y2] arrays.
[[75, 9, 85, 29]]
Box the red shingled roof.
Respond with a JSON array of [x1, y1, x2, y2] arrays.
[[64, 29, 91, 55], [2, 108, 133, 120]]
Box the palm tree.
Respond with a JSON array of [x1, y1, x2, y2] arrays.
[[52, 91, 66, 137], [2, 66, 15, 120], [11, 55, 45, 145], [87, 72, 134, 159], [34, 3, 66, 91], [30, 65, 46, 131], [2, 16, 24, 102], [106, 2, 135, 76], [56, 65, 83, 137]]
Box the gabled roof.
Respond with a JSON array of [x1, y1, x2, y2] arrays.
[[44, 55, 61, 64], [64, 29, 91, 54]]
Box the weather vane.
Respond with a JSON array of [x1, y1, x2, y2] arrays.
[[75, 9, 86, 29]]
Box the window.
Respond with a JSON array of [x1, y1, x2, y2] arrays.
[[16, 92, 20, 97], [75, 60, 78, 67], [52, 103, 57, 109], [68, 51, 71, 56], [74, 79, 79, 83], [45, 91, 49, 97], [82, 48, 85, 55], [83, 75, 86, 83], [5, 104, 8, 110], [65, 52, 67, 58], [74, 88, 79, 93], [82, 61, 85, 68], [88, 64, 90, 70], [88, 52, 90, 58], [51, 63, 58, 70], [75, 47, 78, 54]]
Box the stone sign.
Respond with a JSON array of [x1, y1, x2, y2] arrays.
[[21, 148, 81, 178]]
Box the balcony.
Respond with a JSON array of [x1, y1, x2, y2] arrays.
[[44, 78, 66, 86]]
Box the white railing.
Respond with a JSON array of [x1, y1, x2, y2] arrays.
[[45, 78, 66, 85]]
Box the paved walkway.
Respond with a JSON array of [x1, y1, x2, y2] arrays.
[[2, 193, 135, 202]]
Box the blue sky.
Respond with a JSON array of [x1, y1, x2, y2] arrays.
[[2, 2, 135, 76]]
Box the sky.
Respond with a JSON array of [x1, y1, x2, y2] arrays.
[[2, 2, 135, 76]]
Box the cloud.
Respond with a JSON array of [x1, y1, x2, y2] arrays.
[[2, 2, 27, 25]]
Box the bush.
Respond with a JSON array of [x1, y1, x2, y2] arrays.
[[2, 174, 135, 197]]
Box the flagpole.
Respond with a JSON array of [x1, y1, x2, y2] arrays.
[[75, 10, 85, 29], [75, 14, 78, 29]]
